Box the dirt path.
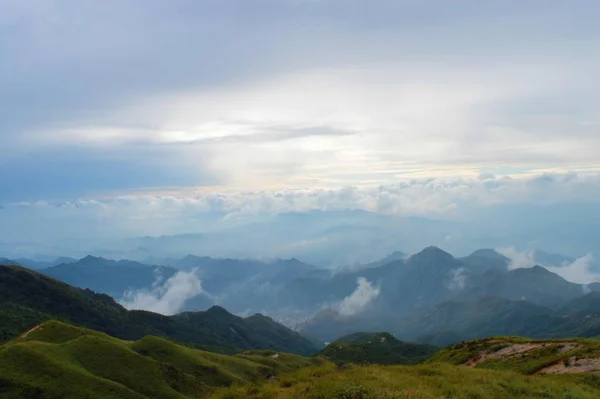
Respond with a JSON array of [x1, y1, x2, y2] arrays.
[[18, 325, 43, 340]]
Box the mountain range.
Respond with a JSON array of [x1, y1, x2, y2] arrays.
[[0, 265, 317, 355], [3, 245, 600, 348]]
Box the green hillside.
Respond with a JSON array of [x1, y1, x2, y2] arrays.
[[4, 322, 600, 398], [215, 336, 600, 398], [211, 361, 600, 399], [0, 265, 317, 355], [0, 321, 320, 399], [430, 336, 600, 375], [319, 332, 438, 365]]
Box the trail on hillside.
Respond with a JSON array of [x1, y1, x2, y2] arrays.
[[18, 325, 43, 340]]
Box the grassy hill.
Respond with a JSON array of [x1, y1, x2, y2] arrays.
[[0, 321, 320, 399], [211, 361, 600, 398], [0, 265, 317, 355], [430, 336, 600, 375], [215, 336, 600, 398], [4, 322, 600, 398], [319, 332, 438, 365]]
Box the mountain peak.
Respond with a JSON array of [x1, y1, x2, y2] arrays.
[[409, 246, 454, 264], [206, 305, 233, 315], [513, 265, 549, 274], [79, 255, 105, 264], [469, 249, 510, 262]]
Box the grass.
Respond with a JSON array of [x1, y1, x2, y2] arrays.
[[0, 265, 318, 356], [4, 322, 600, 398], [429, 336, 600, 374], [0, 321, 319, 399], [319, 332, 438, 365], [210, 362, 600, 399]]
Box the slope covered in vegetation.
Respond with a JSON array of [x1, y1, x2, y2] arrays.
[[0, 321, 320, 399], [215, 336, 600, 398], [430, 336, 600, 375], [319, 332, 438, 365], [211, 361, 600, 399], [4, 322, 600, 398], [0, 265, 317, 355]]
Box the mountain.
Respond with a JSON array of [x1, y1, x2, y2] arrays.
[[559, 291, 600, 317], [399, 293, 600, 347], [115, 210, 457, 266], [458, 249, 510, 273], [0, 265, 318, 355], [398, 296, 556, 346], [533, 249, 575, 266], [465, 266, 584, 306], [41, 255, 187, 297], [319, 332, 438, 365], [359, 250, 406, 269], [378, 246, 469, 314], [0, 320, 320, 398], [301, 290, 600, 346], [297, 246, 597, 342], [12, 256, 77, 270], [41, 255, 214, 312], [0, 257, 18, 266]]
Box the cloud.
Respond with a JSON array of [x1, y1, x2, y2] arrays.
[[447, 268, 468, 291], [119, 269, 203, 315], [2, 1, 600, 201], [497, 248, 600, 284], [2, 172, 600, 256], [338, 277, 380, 316], [496, 248, 537, 271], [546, 255, 600, 285]]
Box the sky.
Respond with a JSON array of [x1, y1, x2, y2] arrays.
[[1, 0, 600, 254]]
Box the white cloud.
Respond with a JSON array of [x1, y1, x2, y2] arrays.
[[546, 254, 600, 285], [497, 248, 600, 284], [447, 268, 468, 291], [338, 277, 380, 316], [3, 2, 600, 199], [2, 172, 600, 249], [119, 269, 203, 315], [496, 247, 537, 271]]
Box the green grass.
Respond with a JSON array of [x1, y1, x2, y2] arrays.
[[0, 321, 319, 399], [0, 265, 318, 356], [319, 332, 438, 365], [4, 322, 600, 398], [210, 362, 600, 399], [430, 336, 600, 374]]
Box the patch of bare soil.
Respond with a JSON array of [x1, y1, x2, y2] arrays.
[[18, 325, 43, 340], [538, 357, 600, 374], [464, 342, 581, 367]]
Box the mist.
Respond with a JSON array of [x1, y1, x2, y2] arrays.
[[338, 277, 380, 317], [120, 269, 203, 315], [497, 248, 600, 284]]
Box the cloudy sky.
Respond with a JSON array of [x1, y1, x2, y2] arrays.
[[1, 0, 600, 250]]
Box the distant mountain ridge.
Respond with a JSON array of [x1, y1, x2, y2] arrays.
[[0, 265, 318, 355], [41, 256, 183, 300], [6, 245, 600, 349], [319, 332, 438, 365], [298, 246, 600, 343]]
